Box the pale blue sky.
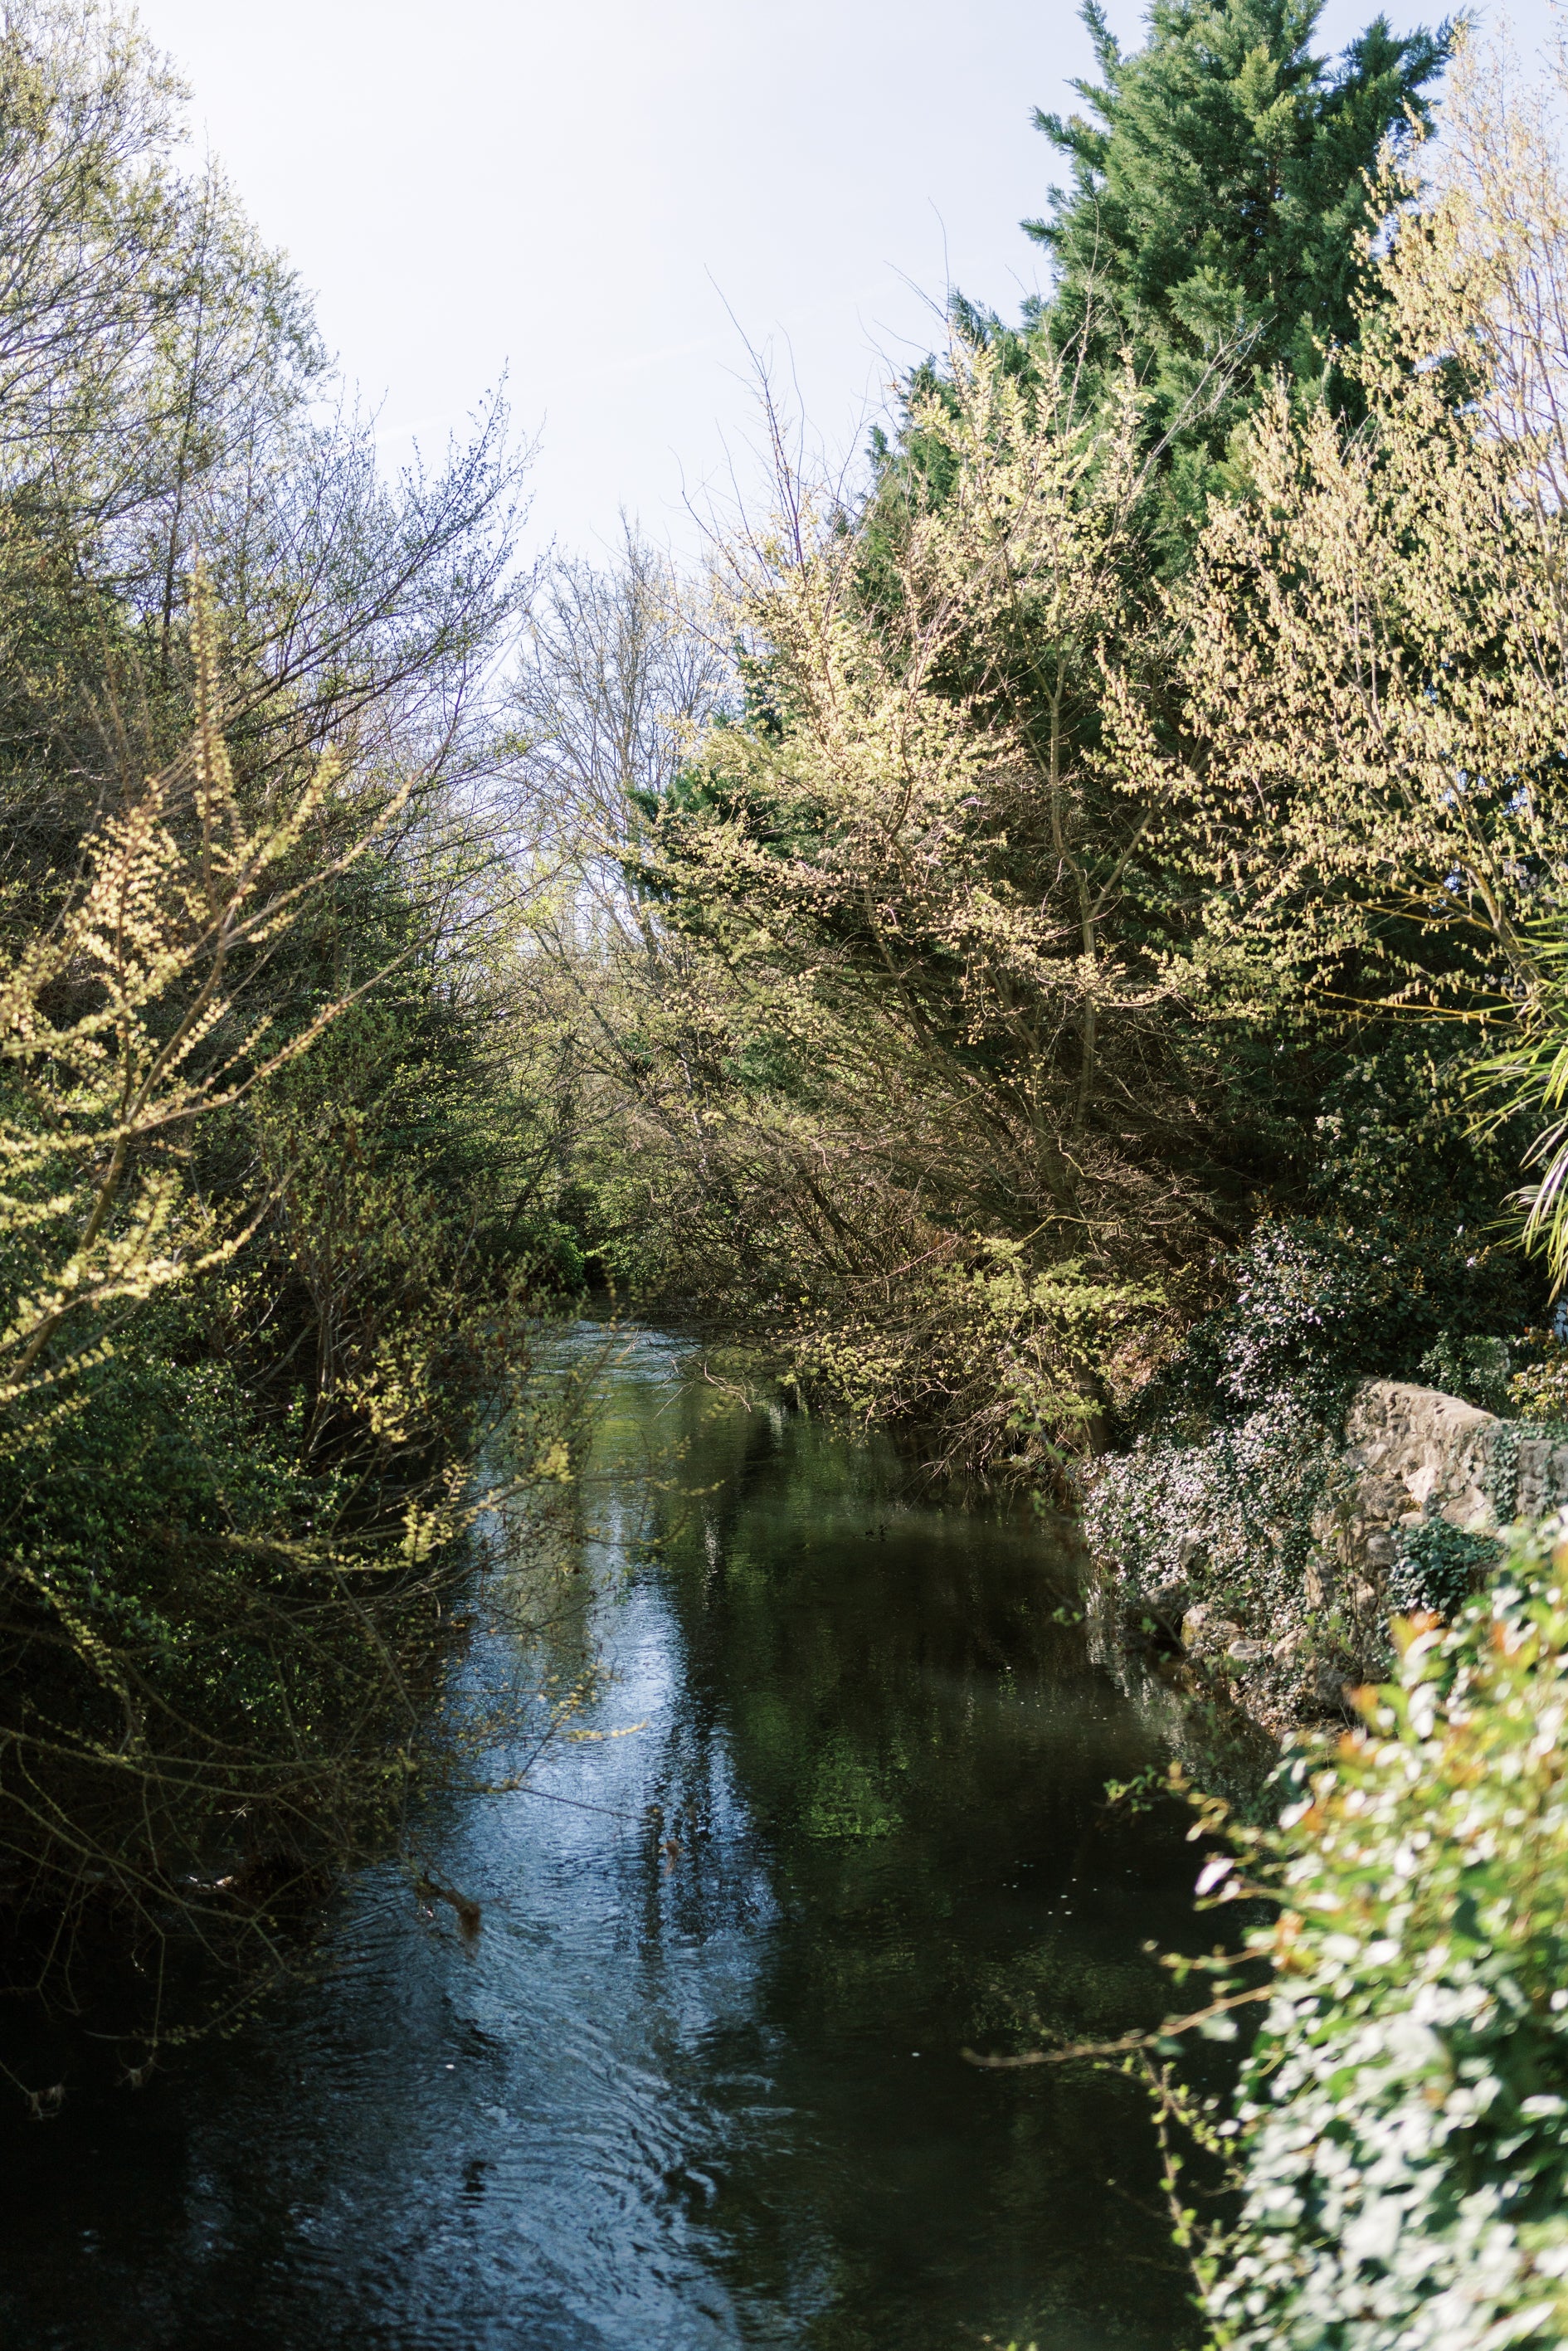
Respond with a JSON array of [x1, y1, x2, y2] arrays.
[[136, 0, 1548, 558]]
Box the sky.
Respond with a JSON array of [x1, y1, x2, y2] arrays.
[[134, 0, 1551, 565]]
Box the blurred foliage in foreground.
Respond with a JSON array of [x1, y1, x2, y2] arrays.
[[1186, 1523, 1568, 2348]]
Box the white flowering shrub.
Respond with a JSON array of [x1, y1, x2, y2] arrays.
[[1085, 1399, 1341, 1628], [1205, 1526, 1568, 2348]]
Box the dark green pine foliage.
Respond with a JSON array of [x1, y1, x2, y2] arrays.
[[1026, 0, 1451, 543]]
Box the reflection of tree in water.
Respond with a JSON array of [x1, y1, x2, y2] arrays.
[[598, 1369, 1206, 2350]]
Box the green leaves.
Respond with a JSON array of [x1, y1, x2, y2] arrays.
[[1207, 1531, 1568, 2346], [1026, 0, 1451, 552]]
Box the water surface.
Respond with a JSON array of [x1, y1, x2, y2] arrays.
[[0, 1327, 1205, 2349]]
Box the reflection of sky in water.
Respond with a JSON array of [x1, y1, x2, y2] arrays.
[[0, 1326, 1205, 2351]]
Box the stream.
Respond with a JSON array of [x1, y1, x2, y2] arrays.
[[0, 1326, 1210, 2350]]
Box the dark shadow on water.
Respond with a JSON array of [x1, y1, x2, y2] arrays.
[[0, 1326, 1210, 2350]]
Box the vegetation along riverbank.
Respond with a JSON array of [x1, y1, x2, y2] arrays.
[[0, 0, 592, 2060], [9, 0, 1568, 2340]]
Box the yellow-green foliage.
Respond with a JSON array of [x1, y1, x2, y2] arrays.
[[1124, 33, 1568, 1289], [0, 1, 569, 2045], [540, 338, 1215, 1468], [0, 580, 397, 1424], [0, 602, 576, 2041], [528, 38, 1568, 1467]]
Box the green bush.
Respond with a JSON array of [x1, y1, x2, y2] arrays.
[[1205, 1525, 1568, 2348], [1507, 1333, 1568, 1424], [1084, 1399, 1339, 1631], [1160, 1214, 1528, 1427], [1387, 1518, 1499, 1620]]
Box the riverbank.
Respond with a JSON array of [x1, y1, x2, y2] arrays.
[[1086, 1377, 1568, 1740]]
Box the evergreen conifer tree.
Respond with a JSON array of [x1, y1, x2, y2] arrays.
[[1026, 0, 1450, 537]]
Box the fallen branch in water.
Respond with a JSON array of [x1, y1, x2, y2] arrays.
[[962, 1983, 1269, 2070]]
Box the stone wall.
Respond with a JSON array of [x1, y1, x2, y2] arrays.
[[1094, 1379, 1568, 1740], [1310, 1379, 1568, 1609]]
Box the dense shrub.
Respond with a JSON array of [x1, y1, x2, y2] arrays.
[[1387, 1519, 1499, 1619], [1203, 1526, 1568, 2348], [1158, 1207, 1528, 1429], [1416, 1336, 1513, 1419], [1084, 1399, 1339, 1633], [1508, 1333, 1568, 1424]]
